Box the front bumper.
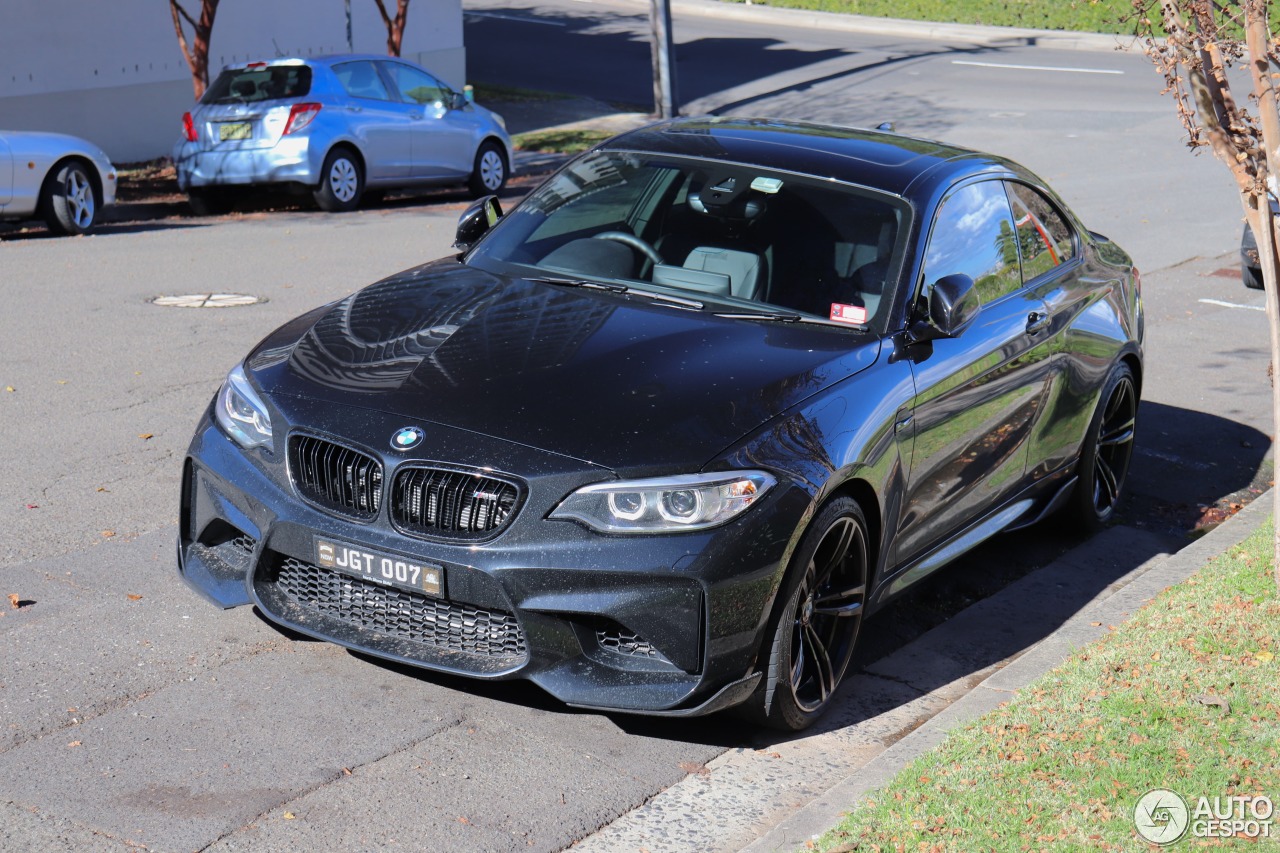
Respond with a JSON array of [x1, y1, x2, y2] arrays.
[[178, 402, 805, 716]]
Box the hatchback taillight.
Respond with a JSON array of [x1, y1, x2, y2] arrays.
[[284, 103, 322, 135], [182, 111, 197, 142]]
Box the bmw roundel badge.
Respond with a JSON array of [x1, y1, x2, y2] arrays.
[[391, 426, 425, 451]]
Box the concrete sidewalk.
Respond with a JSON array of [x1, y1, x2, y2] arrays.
[[570, 499, 1272, 852]]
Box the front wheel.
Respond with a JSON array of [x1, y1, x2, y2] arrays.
[[1067, 361, 1137, 530], [41, 162, 98, 235], [739, 497, 870, 731], [314, 147, 363, 212], [467, 141, 507, 198]]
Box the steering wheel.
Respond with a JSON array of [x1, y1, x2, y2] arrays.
[[592, 231, 664, 266]]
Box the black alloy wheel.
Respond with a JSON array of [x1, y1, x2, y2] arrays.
[[742, 496, 869, 731], [1071, 362, 1137, 529]]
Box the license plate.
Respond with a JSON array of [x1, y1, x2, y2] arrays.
[[218, 122, 252, 141], [315, 537, 442, 597]]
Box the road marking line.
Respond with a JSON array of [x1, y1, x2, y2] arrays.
[[1136, 447, 1211, 470], [464, 10, 567, 25], [951, 60, 1123, 75], [1199, 297, 1266, 312]]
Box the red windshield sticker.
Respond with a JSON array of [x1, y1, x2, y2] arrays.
[[829, 303, 867, 325]]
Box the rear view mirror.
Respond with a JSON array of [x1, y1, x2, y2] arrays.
[[454, 195, 503, 250]]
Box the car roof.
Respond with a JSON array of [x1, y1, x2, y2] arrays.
[[601, 116, 1018, 200], [217, 54, 423, 70]]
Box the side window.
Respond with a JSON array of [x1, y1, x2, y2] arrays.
[[383, 63, 449, 106], [1005, 182, 1075, 282], [333, 61, 391, 101], [922, 181, 1021, 306]]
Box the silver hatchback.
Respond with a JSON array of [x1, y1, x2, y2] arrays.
[[173, 55, 513, 214]]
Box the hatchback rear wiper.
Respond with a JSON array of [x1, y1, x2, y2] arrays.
[[714, 310, 866, 331], [530, 276, 704, 311]]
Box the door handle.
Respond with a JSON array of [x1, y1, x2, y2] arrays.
[[346, 105, 363, 113], [410, 112, 424, 120], [1025, 311, 1050, 335]]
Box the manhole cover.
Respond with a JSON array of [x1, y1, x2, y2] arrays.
[[152, 293, 264, 308]]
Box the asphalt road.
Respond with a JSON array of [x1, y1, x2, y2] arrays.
[[0, 4, 1273, 851]]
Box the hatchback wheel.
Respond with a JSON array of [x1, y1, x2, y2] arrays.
[[468, 141, 507, 198], [41, 162, 98, 235], [314, 147, 364, 212], [740, 497, 869, 731], [1069, 362, 1137, 530]]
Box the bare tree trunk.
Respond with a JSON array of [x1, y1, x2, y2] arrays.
[[169, 0, 220, 100], [1243, 2, 1280, 585], [372, 0, 411, 57]]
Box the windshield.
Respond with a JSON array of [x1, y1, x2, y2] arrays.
[[203, 64, 312, 104], [467, 150, 909, 331]]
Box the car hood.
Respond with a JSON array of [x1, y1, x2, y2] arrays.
[[247, 258, 880, 473]]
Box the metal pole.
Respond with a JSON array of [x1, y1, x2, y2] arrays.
[[649, 0, 678, 118], [345, 0, 353, 51]]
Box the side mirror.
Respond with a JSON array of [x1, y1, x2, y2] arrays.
[[910, 273, 979, 342], [451, 91, 469, 110], [454, 195, 503, 250]]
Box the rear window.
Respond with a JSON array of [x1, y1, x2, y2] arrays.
[[203, 65, 311, 103]]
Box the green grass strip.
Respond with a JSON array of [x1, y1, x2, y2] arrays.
[[719, 0, 1143, 36], [512, 128, 615, 154], [819, 521, 1280, 850]]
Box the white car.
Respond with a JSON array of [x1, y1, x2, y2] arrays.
[[0, 131, 117, 235]]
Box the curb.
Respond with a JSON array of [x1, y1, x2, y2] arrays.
[[619, 0, 1143, 54], [741, 495, 1274, 852]]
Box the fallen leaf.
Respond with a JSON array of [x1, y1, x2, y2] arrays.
[[101, 530, 116, 538], [126, 594, 143, 602], [458, 816, 470, 825], [1257, 651, 1274, 663], [4, 386, 13, 393], [678, 761, 711, 776], [1090, 621, 1102, 627], [1194, 694, 1232, 714], [7, 594, 19, 609], [138, 433, 154, 440], [68, 741, 82, 748], [96, 487, 107, 493], [56, 379, 68, 385], [283, 812, 296, 820], [25, 504, 38, 509], [342, 767, 352, 776]]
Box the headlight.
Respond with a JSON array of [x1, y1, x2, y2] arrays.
[[550, 471, 776, 533], [215, 364, 273, 450]]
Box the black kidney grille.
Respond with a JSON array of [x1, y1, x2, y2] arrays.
[[275, 557, 527, 660], [391, 466, 519, 540], [289, 435, 383, 520]]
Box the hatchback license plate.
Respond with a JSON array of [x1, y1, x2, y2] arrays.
[[315, 537, 442, 597], [218, 122, 252, 141]]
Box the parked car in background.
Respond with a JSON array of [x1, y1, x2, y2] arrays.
[[1239, 190, 1278, 289], [0, 131, 116, 235], [178, 117, 1143, 731], [173, 55, 512, 215]]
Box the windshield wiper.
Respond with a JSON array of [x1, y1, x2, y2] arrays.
[[714, 310, 866, 331], [529, 276, 704, 311]]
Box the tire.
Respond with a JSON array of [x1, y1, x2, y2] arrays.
[[314, 147, 364, 212], [187, 188, 233, 217], [1243, 265, 1264, 290], [1066, 361, 1137, 531], [40, 161, 98, 235], [739, 496, 870, 731], [467, 141, 507, 198]]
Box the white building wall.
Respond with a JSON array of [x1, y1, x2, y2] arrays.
[[0, 0, 465, 162]]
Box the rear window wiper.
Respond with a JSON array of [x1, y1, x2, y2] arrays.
[[713, 310, 866, 331], [529, 276, 704, 311]]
